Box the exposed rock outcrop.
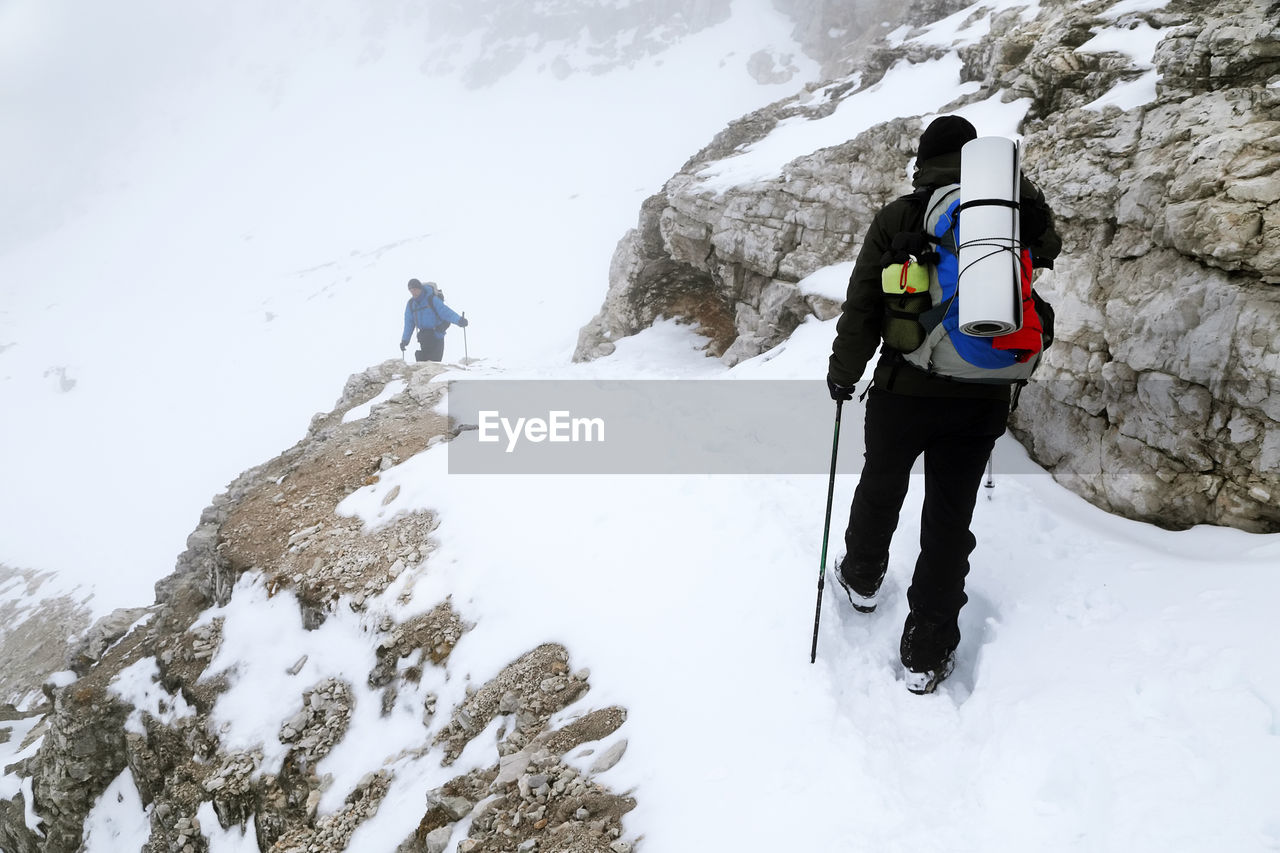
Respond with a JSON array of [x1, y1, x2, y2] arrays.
[[0, 362, 636, 852], [575, 0, 1280, 532], [420, 0, 736, 87], [775, 0, 970, 79], [0, 566, 91, 709], [418, 0, 961, 89]]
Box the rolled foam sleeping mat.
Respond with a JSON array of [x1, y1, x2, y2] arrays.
[[957, 136, 1022, 337]]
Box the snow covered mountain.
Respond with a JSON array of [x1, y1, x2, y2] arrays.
[[2, 0, 1280, 851], [0, 0, 819, 617]]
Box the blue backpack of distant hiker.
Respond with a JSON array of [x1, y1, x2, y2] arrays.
[[879, 184, 1053, 385]]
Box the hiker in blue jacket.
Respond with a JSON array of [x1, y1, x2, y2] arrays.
[[400, 279, 467, 362]]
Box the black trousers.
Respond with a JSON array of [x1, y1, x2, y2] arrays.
[[844, 389, 1008, 645], [415, 329, 445, 362]]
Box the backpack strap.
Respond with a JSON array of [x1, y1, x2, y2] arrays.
[[882, 351, 905, 394], [878, 191, 929, 396], [955, 198, 1020, 214], [880, 186, 942, 266], [1010, 380, 1027, 412]]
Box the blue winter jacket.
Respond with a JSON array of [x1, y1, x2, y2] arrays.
[[401, 288, 464, 345]]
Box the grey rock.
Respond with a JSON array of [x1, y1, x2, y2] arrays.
[[495, 747, 535, 789], [66, 606, 151, 672], [427, 791, 474, 822], [498, 690, 521, 714], [589, 739, 628, 775], [425, 825, 453, 853]]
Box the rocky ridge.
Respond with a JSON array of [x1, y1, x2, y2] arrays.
[[417, 0, 942, 88], [0, 362, 636, 853], [421, 0, 738, 87], [0, 567, 92, 711], [574, 0, 1280, 533]]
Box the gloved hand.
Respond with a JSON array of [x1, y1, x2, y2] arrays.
[[458, 317, 469, 328], [826, 376, 855, 402], [399, 341, 407, 352]]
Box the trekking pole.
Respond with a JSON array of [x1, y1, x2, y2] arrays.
[[984, 454, 995, 494], [810, 398, 844, 664], [462, 312, 469, 363]]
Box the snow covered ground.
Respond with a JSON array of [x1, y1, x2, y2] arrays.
[[8, 0, 1280, 850], [63, 318, 1280, 851], [364, 320, 1280, 851]]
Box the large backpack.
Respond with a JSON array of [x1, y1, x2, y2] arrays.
[[880, 184, 1053, 385], [411, 285, 451, 336]]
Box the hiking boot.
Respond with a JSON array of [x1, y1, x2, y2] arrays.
[[834, 554, 888, 613], [900, 615, 959, 694], [903, 652, 955, 695]]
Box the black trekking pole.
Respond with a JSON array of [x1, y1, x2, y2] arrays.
[[810, 398, 844, 664], [984, 454, 995, 496]]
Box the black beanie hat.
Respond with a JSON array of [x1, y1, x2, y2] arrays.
[[407, 278, 423, 291], [917, 116, 978, 162]]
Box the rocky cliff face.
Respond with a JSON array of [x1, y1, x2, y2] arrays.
[[773, 0, 973, 78], [575, 0, 1280, 533], [0, 363, 635, 853], [417, 0, 940, 88], [422, 0, 734, 86]]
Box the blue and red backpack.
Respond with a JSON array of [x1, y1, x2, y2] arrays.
[[880, 183, 1054, 385]]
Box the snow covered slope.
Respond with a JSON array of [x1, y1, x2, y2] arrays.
[[8, 325, 1277, 851], [337, 327, 1280, 851], [0, 0, 818, 616], [3, 0, 1280, 851]]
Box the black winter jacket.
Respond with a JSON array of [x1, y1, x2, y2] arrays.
[[827, 152, 1062, 400]]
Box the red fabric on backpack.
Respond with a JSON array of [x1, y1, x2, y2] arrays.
[[992, 248, 1041, 361]]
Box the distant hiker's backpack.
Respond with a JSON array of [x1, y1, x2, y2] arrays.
[[432, 288, 451, 334], [880, 184, 1054, 385]]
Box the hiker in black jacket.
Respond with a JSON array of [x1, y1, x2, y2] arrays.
[[826, 115, 1061, 693]]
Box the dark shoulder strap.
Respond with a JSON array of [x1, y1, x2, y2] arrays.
[[880, 187, 941, 266], [908, 186, 934, 225]]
